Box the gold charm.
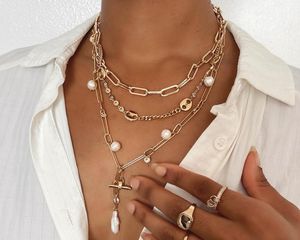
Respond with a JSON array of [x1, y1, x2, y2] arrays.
[[180, 98, 193, 111], [124, 110, 139, 121], [108, 170, 132, 194], [108, 179, 132, 191]]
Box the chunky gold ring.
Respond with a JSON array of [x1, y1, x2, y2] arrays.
[[177, 204, 196, 231], [206, 186, 227, 210]]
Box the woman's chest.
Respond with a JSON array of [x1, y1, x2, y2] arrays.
[[62, 49, 235, 239], [63, 92, 216, 240]]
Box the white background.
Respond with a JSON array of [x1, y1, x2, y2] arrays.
[[0, 0, 299, 68]]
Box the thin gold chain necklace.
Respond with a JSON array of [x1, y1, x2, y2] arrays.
[[87, 6, 227, 235]]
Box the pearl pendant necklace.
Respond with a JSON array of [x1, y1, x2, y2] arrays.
[[87, 54, 224, 236], [108, 170, 132, 234], [87, 5, 226, 234]]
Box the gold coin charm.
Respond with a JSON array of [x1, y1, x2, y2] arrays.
[[180, 98, 193, 111]]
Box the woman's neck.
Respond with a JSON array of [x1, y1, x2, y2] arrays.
[[100, 0, 219, 64]]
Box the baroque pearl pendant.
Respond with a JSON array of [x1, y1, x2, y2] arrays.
[[204, 76, 215, 87], [111, 210, 120, 234], [161, 129, 172, 140], [87, 79, 97, 91], [110, 141, 121, 152]]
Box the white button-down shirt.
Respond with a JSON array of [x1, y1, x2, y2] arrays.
[[0, 15, 299, 240]]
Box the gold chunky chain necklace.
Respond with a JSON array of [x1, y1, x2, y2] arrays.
[[87, 6, 227, 234]]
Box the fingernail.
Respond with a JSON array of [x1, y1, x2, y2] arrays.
[[250, 146, 261, 167], [141, 232, 152, 240], [250, 146, 257, 153], [130, 178, 140, 190], [153, 165, 167, 177], [127, 202, 136, 215]]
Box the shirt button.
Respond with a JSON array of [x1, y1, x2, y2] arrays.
[[214, 136, 227, 150]]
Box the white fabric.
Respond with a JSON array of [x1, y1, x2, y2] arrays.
[[0, 15, 299, 240]]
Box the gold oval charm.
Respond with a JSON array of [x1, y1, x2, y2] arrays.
[[124, 110, 139, 121], [180, 98, 193, 111]]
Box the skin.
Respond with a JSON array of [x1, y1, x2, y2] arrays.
[[129, 149, 300, 240], [62, 0, 299, 239]]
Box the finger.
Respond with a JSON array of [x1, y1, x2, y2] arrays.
[[141, 233, 203, 240], [150, 162, 250, 220], [130, 176, 236, 239], [140, 233, 159, 240], [242, 147, 300, 222], [127, 200, 201, 240]]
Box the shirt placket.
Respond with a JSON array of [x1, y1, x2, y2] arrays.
[[29, 60, 88, 240]]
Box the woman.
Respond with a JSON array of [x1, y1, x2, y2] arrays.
[[0, 0, 299, 239]]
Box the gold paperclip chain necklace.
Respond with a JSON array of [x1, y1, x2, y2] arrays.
[[87, 6, 227, 235], [94, 6, 226, 98], [88, 7, 226, 122]]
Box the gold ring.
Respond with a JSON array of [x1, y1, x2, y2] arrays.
[[183, 234, 189, 240], [206, 186, 227, 210], [177, 204, 196, 231]]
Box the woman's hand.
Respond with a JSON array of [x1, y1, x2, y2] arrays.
[[127, 148, 300, 240]]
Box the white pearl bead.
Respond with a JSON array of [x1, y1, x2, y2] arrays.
[[161, 129, 172, 140], [204, 76, 215, 87], [110, 141, 121, 152], [144, 156, 151, 164], [87, 80, 97, 91]]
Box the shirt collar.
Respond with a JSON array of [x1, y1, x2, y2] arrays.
[[22, 16, 295, 106], [227, 21, 295, 105], [22, 14, 98, 67]]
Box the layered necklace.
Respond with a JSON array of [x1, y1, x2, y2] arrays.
[[87, 6, 227, 234]]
